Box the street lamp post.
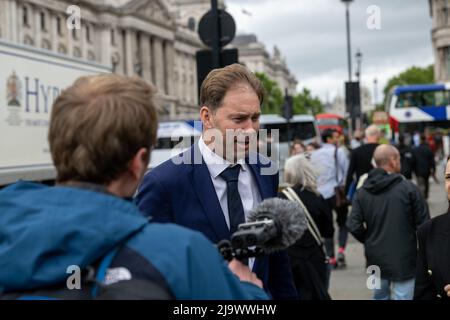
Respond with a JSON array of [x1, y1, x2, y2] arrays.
[[355, 49, 362, 82], [342, 0, 353, 83], [355, 48, 362, 129], [341, 0, 354, 134], [373, 78, 378, 107]]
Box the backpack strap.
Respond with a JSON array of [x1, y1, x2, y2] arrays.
[[90, 247, 120, 298]]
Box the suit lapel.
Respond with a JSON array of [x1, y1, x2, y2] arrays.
[[247, 156, 275, 273], [189, 145, 230, 241], [248, 162, 273, 200]]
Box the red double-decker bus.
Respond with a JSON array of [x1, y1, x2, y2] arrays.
[[315, 113, 345, 135]]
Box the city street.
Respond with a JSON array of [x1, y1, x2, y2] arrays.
[[329, 159, 448, 300]]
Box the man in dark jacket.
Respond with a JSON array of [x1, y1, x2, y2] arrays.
[[344, 125, 380, 195], [347, 145, 429, 300], [396, 135, 415, 180], [412, 135, 435, 199]]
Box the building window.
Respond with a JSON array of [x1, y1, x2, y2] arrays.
[[23, 35, 34, 46], [41, 39, 51, 51], [58, 44, 67, 55], [40, 11, 46, 31], [73, 47, 82, 58], [187, 17, 196, 31], [86, 25, 91, 43], [87, 51, 95, 61], [446, 47, 450, 78], [56, 16, 63, 36], [23, 6, 29, 27]]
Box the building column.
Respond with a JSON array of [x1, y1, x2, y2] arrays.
[[124, 29, 135, 76], [190, 55, 197, 104], [34, 7, 41, 48], [9, 0, 18, 42], [2, 0, 11, 40], [176, 52, 183, 102], [51, 14, 59, 53], [99, 25, 111, 67], [165, 41, 175, 96], [140, 33, 152, 83], [153, 36, 165, 94]]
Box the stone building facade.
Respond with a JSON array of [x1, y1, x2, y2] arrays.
[[430, 0, 450, 82], [0, 0, 204, 120], [0, 0, 297, 119], [231, 34, 298, 95]]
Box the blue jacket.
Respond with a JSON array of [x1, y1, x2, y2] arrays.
[[0, 181, 267, 300], [136, 144, 298, 300]]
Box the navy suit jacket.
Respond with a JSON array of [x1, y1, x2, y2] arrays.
[[136, 144, 298, 300]]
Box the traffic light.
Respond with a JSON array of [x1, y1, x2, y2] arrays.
[[282, 94, 293, 120], [345, 81, 361, 115]]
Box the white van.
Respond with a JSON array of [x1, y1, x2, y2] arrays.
[[259, 114, 321, 179], [150, 121, 202, 168], [0, 39, 110, 186]]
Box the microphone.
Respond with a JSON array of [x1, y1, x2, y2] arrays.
[[218, 198, 308, 261]]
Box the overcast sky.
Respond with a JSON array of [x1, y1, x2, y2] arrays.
[[226, 0, 434, 104]]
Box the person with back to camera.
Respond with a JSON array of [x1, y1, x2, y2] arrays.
[[280, 154, 334, 300], [414, 156, 450, 300], [0, 74, 267, 300]]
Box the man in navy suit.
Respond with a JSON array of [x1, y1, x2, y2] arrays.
[[136, 64, 297, 299]]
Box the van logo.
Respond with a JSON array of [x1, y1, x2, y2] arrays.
[[6, 71, 22, 108]]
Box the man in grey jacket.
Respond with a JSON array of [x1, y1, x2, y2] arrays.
[[347, 144, 429, 300]]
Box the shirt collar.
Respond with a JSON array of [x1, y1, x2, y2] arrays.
[[322, 143, 336, 148], [198, 136, 246, 179]]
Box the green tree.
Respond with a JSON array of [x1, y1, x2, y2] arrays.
[[383, 65, 434, 102], [255, 72, 283, 114], [294, 88, 324, 115]]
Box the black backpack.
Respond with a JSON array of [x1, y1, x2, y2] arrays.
[[1, 247, 173, 300]]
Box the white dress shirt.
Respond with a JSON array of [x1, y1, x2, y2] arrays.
[[198, 137, 261, 269], [310, 143, 349, 199], [198, 136, 262, 228]]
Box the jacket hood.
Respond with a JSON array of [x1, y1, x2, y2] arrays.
[[362, 168, 404, 194], [0, 181, 148, 293]]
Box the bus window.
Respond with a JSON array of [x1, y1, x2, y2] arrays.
[[317, 118, 339, 126], [421, 91, 434, 106], [435, 90, 449, 106], [262, 123, 289, 143], [260, 121, 316, 143], [291, 122, 316, 141], [397, 92, 418, 108]]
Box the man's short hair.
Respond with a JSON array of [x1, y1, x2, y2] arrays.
[[49, 74, 158, 184], [200, 63, 265, 112], [321, 128, 337, 143]]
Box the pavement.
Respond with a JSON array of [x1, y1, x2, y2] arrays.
[[328, 160, 448, 300]]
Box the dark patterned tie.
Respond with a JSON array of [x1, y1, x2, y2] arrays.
[[220, 165, 246, 234]]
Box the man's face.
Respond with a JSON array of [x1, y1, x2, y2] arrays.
[[204, 83, 261, 161], [328, 132, 339, 145], [292, 144, 304, 155]]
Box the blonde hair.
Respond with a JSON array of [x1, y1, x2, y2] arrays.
[[284, 154, 320, 196], [365, 124, 381, 138], [49, 74, 158, 184]]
